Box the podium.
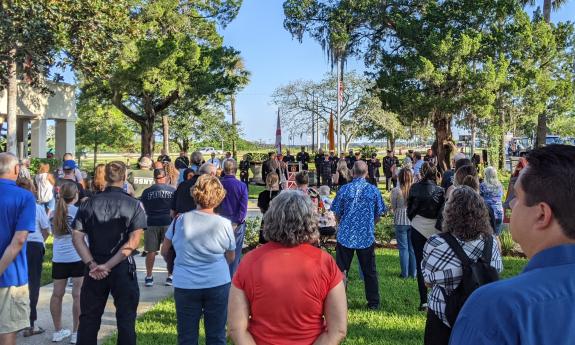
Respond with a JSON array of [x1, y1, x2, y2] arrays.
[[286, 162, 302, 190]]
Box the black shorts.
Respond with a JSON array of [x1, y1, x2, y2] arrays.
[[52, 261, 85, 280]]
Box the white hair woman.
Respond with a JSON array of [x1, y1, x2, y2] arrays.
[[480, 167, 505, 235], [228, 191, 347, 344]]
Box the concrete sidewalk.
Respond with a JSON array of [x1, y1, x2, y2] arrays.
[[17, 253, 172, 345]]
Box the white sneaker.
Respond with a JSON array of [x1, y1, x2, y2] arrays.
[[70, 332, 77, 344], [52, 329, 71, 342]]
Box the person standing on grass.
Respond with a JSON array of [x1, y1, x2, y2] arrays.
[[72, 162, 146, 345], [407, 162, 445, 312], [422, 187, 502, 344], [331, 161, 386, 310], [391, 169, 416, 279], [140, 168, 176, 287], [480, 167, 505, 235], [217, 160, 248, 276], [450, 145, 575, 345], [383, 150, 399, 191], [16, 178, 50, 338], [296, 146, 310, 171], [257, 173, 281, 244], [0, 153, 36, 345], [56, 153, 84, 185], [228, 191, 347, 345], [50, 182, 85, 343], [161, 175, 236, 345]]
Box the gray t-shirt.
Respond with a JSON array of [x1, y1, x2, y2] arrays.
[[166, 210, 235, 289]]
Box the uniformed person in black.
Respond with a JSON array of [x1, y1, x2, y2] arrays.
[[72, 161, 147, 345], [282, 150, 295, 164], [314, 148, 325, 186], [296, 146, 310, 171], [239, 155, 250, 188], [367, 153, 381, 186]]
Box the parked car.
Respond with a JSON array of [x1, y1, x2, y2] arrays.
[[198, 147, 223, 155]]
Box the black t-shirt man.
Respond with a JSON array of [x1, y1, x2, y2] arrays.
[[140, 183, 175, 226]]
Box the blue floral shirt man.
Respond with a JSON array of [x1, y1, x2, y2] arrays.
[[332, 177, 386, 249]]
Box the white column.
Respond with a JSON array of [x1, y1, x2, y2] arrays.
[[17, 118, 30, 159], [31, 118, 47, 158], [55, 119, 76, 159]]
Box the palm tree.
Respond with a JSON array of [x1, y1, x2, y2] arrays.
[[521, 0, 570, 147], [228, 58, 246, 160]]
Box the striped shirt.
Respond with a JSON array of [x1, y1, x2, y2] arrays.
[[422, 234, 503, 327], [390, 187, 410, 226]]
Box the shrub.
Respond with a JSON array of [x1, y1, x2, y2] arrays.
[[29, 158, 60, 175], [499, 228, 516, 256], [244, 216, 261, 249], [360, 145, 378, 158], [375, 215, 395, 245]]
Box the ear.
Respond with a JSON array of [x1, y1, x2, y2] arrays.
[[534, 202, 554, 231]]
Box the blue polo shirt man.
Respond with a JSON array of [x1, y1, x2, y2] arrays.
[[332, 160, 386, 309], [0, 153, 36, 344], [450, 145, 575, 345]]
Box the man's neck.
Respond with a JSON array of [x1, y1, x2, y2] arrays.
[[108, 182, 125, 188], [0, 174, 16, 181]]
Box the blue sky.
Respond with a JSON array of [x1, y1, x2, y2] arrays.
[[221, 0, 575, 143]]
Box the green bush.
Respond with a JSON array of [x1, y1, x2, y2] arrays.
[[245, 152, 269, 163], [244, 216, 261, 249], [29, 158, 60, 175], [500, 228, 516, 256], [376, 215, 395, 245], [360, 145, 378, 158]]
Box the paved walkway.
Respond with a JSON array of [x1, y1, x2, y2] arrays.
[[17, 209, 263, 345], [17, 253, 172, 345]]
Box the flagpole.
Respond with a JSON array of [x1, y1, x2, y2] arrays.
[[336, 58, 342, 155]]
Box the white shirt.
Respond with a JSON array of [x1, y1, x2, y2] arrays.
[[28, 204, 50, 244], [51, 204, 82, 263], [208, 157, 221, 168]]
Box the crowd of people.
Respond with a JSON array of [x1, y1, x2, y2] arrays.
[[0, 143, 574, 345]]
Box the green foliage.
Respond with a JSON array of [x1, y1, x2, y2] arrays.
[[244, 216, 262, 249], [375, 216, 395, 245], [359, 145, 378, 158], [76, 99, 136, 156], [500, 229, 517, 257], [244, 152, 269, 162], [71, 0, 248, 156], [29, 158, 60, 175]]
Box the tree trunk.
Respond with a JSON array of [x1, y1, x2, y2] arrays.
[[543, 0, 551, 23], [498, 108, 506, 171], [6, 49, 18, 155], [470, 117, 476, 157], [140, 121, 154, 157], [433, 113, 453, 170], [183, 138, 189, 153], [389, 132, 396, 153], [231, 95, 237, 159], [162, 115, 169, 154], [93, 142, 98, 170]]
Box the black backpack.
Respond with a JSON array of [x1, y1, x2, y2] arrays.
[[439, 233, 500, 326]]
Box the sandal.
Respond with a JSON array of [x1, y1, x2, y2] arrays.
[[23, 326, 45, 337]]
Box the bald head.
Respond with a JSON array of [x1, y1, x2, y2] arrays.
[[0, 153, 19, 180], [223, 159, 237, 174], [199, 163, 217, 176], [353, 160, 368, 178]]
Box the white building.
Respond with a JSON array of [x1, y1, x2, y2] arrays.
[[0, 81, 77, 158]]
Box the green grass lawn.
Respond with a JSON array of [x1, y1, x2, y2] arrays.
[[103, 249, 527, 345]]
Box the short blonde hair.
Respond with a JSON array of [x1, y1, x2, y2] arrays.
[[192, 174, 227, 209]]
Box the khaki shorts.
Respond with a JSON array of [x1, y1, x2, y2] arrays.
[[144, 225, 168, 252], [0, 285, 29, 334]]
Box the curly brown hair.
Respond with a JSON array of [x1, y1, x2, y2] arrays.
[[192, 174, 226, 209], [442, 186, 492, 241], [263, 190, 319, 246]]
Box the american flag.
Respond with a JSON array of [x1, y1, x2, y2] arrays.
[[275, 109, 282, 155]]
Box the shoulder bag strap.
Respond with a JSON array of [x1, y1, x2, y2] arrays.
[[481, 234, 494, 263], [439, 232, 472, 267]]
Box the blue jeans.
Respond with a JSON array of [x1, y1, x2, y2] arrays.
[[395, 225, 416, 278], [494, 218, 504, 235], [229, 223, 246, 277], [174, 283, 230, 345]]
